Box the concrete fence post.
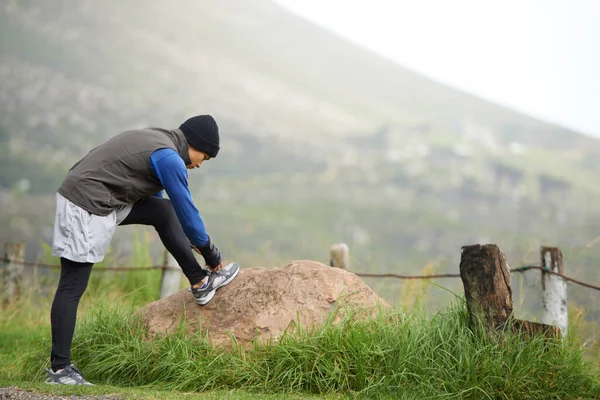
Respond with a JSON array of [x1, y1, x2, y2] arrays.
[[329, 243, 350, 270], [159, 249, 184, 299], [540, 246, 568, 337]]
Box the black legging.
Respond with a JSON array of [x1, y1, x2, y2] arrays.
[[50, 258, 92, 372], [50, 196, 207, 371], [119, 196, 207, 285]]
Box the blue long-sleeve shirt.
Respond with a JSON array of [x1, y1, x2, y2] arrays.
[[149, 148, 209, 248]]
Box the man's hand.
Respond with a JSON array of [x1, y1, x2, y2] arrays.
[[209, 262, 224, 272]]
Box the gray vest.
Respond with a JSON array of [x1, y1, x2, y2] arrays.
[[58, 128, 191, 216]]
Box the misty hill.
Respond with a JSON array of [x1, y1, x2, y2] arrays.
[[3, 0, 600, 160], [1, 0, 600, 315]]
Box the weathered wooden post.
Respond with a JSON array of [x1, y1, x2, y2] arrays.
[[459, 244, 513, 333], [329, 243, 350, 270], [2, 243, 25, 303], [459, 244, 560, 338], [159, 249, 183, 299], [540, 247, 568, 336]]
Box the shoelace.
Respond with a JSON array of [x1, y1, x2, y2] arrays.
[[65, 365, 85, 380]]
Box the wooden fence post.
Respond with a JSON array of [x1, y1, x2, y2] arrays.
[[540, 247, 568, 336], [329, 243, 350, 270], [159, 249, 183, 299], [459, 244, 560, 338], [2, 243, 25, 303], [459, 244, 513, 333]]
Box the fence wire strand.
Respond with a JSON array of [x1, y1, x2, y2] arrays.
[[4, 258, 600, 291], [3, 258, 180, 271]]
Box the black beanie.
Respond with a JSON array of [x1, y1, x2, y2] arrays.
[[179, 115, 220, 158]]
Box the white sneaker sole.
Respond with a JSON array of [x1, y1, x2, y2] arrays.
[[45, 378, 94, 386], [195, 289, 215, 305]]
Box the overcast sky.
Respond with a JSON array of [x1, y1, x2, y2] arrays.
[[276, 0, 600, 137]]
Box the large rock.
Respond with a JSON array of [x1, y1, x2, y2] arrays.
[[136, 260, 389, 347]]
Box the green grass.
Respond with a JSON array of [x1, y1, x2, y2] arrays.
[[1, 236, 599, 398], [3, 301, 598, 400]]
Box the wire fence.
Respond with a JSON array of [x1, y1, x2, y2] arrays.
[[5, 258, 600, 291]]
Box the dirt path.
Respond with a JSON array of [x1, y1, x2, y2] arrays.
[[0, 387, 121, 400]]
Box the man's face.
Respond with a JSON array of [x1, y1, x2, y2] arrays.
[[187, 148, 210, 169]]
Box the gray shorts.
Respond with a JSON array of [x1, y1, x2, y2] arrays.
[[52, 193, 133, 263]]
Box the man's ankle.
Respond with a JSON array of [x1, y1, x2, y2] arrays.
[[192, 277, 208, 289]]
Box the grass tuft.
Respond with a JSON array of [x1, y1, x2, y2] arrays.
[[17, 301, 600, 399]]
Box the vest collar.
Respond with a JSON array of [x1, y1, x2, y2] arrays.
[[172, 128, 192, 166]]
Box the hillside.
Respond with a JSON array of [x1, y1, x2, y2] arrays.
[[1, 0, 600, 316]]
